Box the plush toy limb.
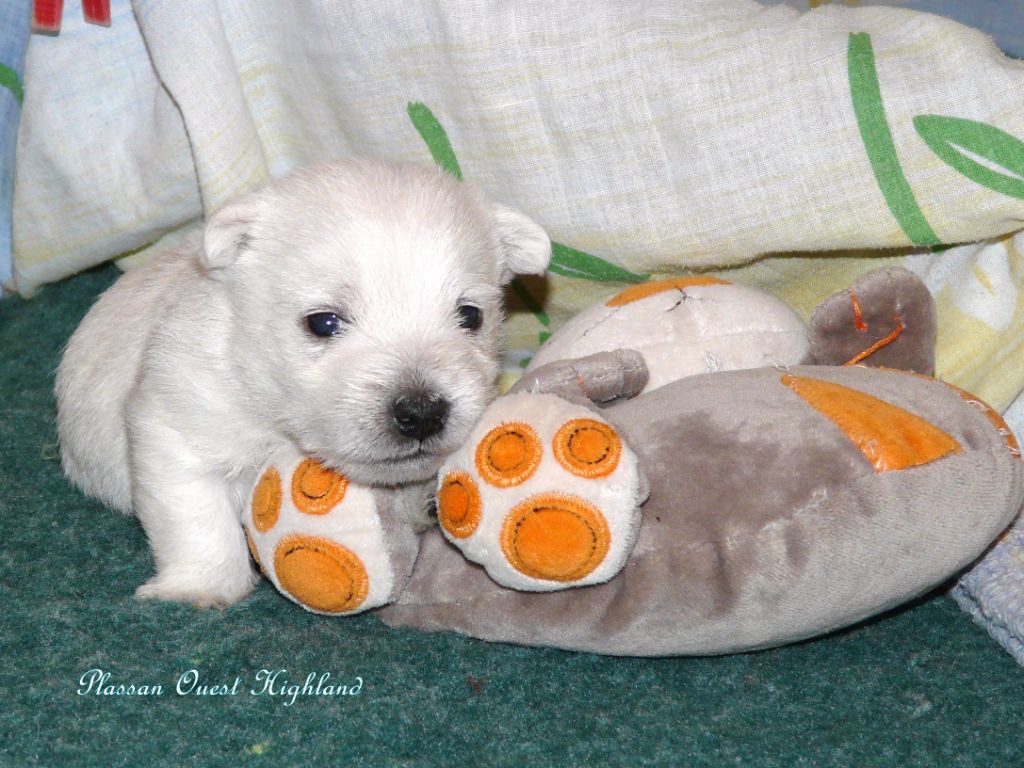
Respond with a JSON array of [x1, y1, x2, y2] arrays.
[[807, 267, 936, 375], [246, 449, 419, 615], [509, 349, 649, 405], [435, 391, 646, 592]]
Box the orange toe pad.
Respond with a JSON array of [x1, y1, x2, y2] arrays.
[[273, 534, 369, 613], [438, 470, 482, 539], [251, 465, 282, 532], [553, 418, 621, 478], [291, 458, 349, 515], [500, 494, 610, 582], [475, 422, 543, 487]]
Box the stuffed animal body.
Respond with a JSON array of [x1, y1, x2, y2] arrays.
[[405, 358, 1020, 654], [244, 268, 1024, 656], [527, 276, 811, 392]]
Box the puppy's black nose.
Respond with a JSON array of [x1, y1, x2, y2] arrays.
[[391, 390, 450, 442]]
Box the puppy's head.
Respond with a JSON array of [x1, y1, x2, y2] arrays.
[[202, 160, 550, 485]]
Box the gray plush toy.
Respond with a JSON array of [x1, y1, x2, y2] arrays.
[[245, 268, 1024, 656]]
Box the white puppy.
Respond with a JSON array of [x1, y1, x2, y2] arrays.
[[56, 159, 550, 608]]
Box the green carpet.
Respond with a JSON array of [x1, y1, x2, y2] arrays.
[[3, 265, 1023, 767]]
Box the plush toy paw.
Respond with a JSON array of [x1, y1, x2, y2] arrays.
[[435, 392, 646, 591], [809, 266, 936, 375], [245, 446, 400, 615]]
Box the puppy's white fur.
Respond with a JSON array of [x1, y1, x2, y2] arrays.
[[56, 160, 550, 608]]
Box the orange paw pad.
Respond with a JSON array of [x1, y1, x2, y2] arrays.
[[606, 276, 730, 307], [291, 458, 348, 515], [251, 465, 282, 532], [273, 534, 369, 614], [782, 374, 962, 473], [438, 470, 482, 539], [553, 418, 621, 478], [475, 422, 542, 488], [500, 494, 611, 582]]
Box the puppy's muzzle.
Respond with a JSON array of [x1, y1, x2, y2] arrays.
[[391, 389, 450, 442]]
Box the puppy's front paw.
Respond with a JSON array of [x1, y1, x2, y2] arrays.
[[134, 568, 257, 609], [436, 393, 645, 592]]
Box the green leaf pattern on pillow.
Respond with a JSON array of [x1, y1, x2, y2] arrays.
[[849, 33, 1024, 246], [408, 40, 1024, 347], [407, 101, 647, 346], [913, 115, 1024, 201]]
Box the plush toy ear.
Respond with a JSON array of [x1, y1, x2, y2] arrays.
[[201, 194, 262, 272], [492, 203, 551, 283]]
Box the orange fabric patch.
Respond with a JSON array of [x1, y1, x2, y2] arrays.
[[476, 422, 542, 487], [606, 276, 730, 307], [437, 470, 482, 539], [273, 534, 369, 614], [782, 374, 962, 473], [500, 493, 610, 582], [251, 466, 282, 532], [291, 458, 348, 515], [941, 382, 1021, 459], [553, 418, 622, 478]]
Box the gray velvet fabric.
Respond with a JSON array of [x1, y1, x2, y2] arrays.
[[377, 483, 431, 602], [509, 348, 649, 405], [380, 365, 1023, 656], [808, 267, 937, 375]]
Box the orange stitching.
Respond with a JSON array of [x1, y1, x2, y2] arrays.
[[849, 291, 869, 332], [939, 382, 1021, 459], [844, 316, 904, 366]]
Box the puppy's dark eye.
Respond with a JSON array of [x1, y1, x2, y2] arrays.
[[305, 312, 346, 338], [457, 304, 483, 332]]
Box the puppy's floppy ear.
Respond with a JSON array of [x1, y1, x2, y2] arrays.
[[492, 203, 551, 283], [202, 194, 262, 272]]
